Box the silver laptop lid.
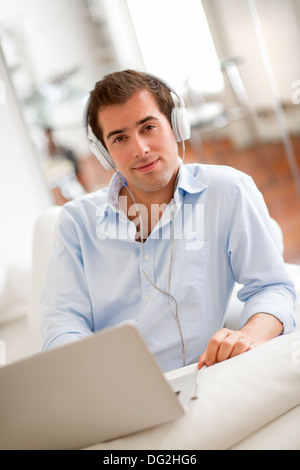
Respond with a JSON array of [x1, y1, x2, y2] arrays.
[[0, 323, 185, 450]]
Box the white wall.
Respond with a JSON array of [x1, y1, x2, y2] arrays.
[[0, 46, 52, 308], [0, 0, 102, 84]]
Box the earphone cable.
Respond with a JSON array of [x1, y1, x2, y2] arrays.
[[115, 168, 186, 367]]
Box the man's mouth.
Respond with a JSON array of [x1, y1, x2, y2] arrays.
[[133, 158, 159, 173]]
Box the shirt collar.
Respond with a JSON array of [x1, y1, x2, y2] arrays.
[[96, 172, 124, 218], [97, 160, 208, 217], [176, 161, 208, 195], [106, 172, 125, 210]]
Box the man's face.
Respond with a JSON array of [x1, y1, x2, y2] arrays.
[[97, 90, 179, 201]]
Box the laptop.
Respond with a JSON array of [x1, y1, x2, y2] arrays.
[[0, 323, 202, 450]]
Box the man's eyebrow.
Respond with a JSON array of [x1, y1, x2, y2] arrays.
[[137, 115, 158, 126], [106, 116, 159, 141], [106, 128, 127, 141]]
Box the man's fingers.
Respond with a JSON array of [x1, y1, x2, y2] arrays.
[[197, 354, 207, 369], [205, 328, 231, 364], [197, 329, 230, 369], [217, 331, 254, 361], [198, 328, 255, 369]]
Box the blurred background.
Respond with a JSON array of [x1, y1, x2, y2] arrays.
[[0, 0, 300, 361]]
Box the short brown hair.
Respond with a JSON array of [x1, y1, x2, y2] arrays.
[[88, 70, 174, 145]]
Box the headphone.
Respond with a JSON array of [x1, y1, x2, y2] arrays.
[[85, 72, 191, 171]]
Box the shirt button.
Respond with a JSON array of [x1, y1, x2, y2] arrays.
[[145, 295, 150, 301], [144, 253, 150, 260]]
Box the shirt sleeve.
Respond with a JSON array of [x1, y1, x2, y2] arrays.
[[226, 174, 296, 333], [40, 206, 94, 350]]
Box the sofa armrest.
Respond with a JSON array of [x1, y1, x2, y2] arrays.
[[29, 206, 62, 353]]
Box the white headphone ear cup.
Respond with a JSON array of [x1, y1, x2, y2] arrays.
[[171, 106, 191, 142], [87, 124, 115, 170], [89, 140, 115, 170]]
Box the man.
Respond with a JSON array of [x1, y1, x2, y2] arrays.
[[40, 70, 296, 372]]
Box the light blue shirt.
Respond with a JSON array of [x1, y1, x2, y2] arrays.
[[41, 163, 296, 371]]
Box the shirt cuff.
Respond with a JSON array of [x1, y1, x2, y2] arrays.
[[240, 289, 296, 334]]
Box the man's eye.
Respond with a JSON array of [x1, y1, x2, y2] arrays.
[[144, 124, 155, 132], [113, 135, 124, 143]]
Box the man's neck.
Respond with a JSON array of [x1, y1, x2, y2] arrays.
[[119, 172, 179, 240]]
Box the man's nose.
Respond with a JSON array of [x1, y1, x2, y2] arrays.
[[132, 135, 150, 157]]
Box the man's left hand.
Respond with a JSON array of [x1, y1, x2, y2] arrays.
[[197, 328, 256, 369], [197, 313, 283, 369]]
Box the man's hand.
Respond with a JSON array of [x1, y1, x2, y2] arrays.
[[198, 313, 283, 369], [197, 328, 256, 369]]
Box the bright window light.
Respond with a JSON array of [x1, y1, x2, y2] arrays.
[[126, 0, 224, 95]]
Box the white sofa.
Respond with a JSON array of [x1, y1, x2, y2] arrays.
[[26, 206, 300, 450]]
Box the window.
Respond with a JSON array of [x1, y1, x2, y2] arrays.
[[126, 0, 223, 95]]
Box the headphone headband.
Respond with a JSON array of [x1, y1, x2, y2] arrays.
[[85, 72, 190, 170]]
